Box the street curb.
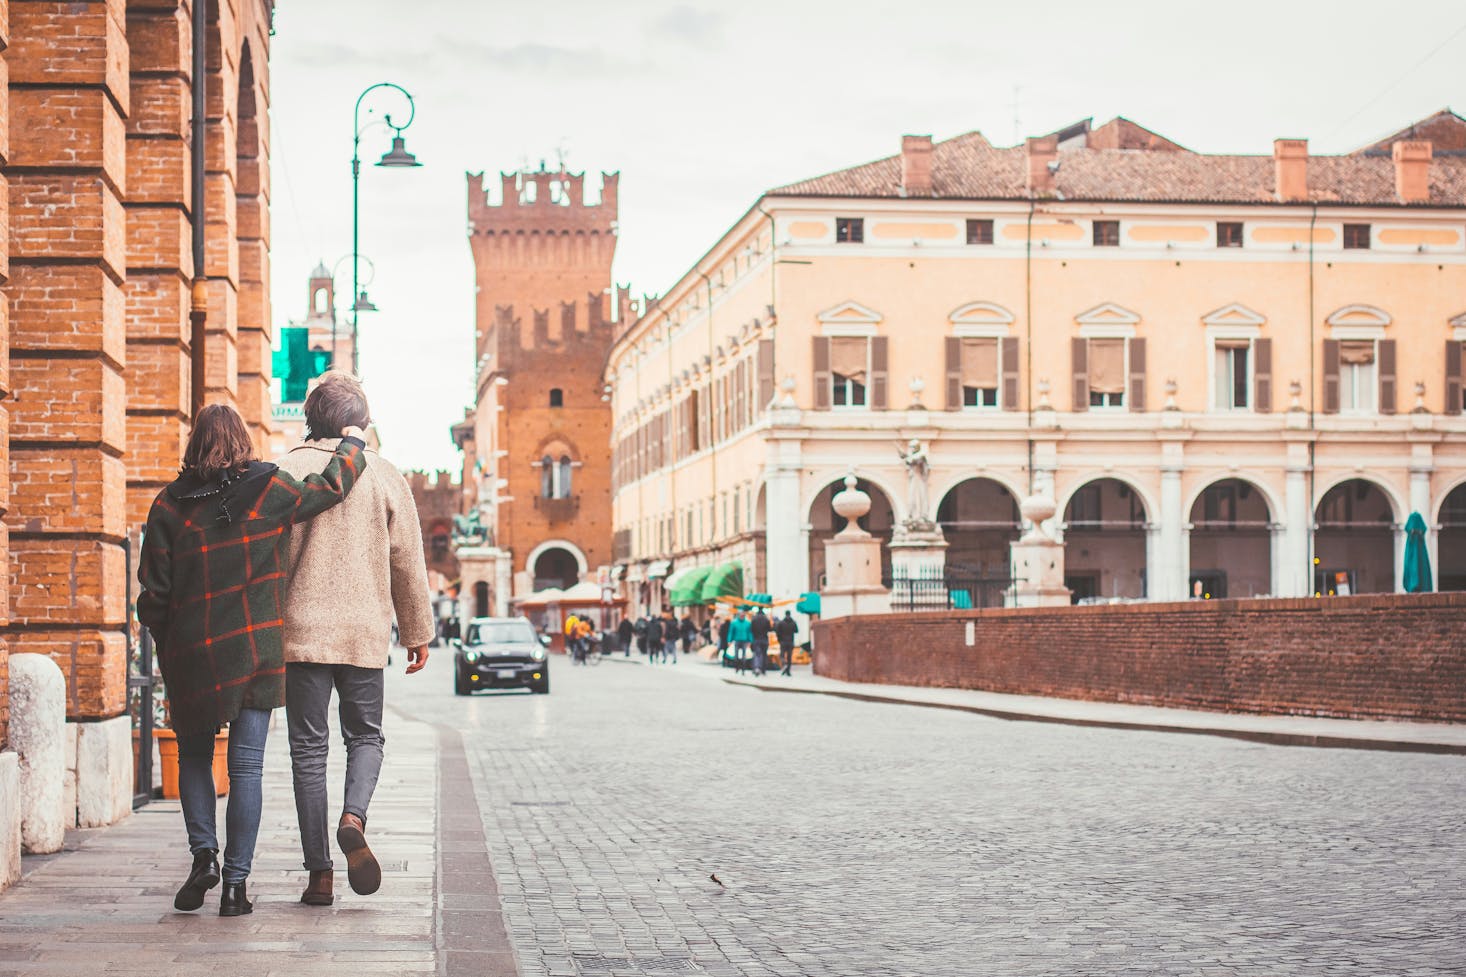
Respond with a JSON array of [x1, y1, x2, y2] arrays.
[[721, 679, 1466, 756]]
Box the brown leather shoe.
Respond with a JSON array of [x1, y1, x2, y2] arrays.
[[300, 868, 334, 906], [336, 813, 381, 895]]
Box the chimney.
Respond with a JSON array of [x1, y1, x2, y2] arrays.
[[1026, 135, 1058, 194], [900, 134, 933, 197], [1273, 138, 1308, 202], [1392, 140, 1432, 203]]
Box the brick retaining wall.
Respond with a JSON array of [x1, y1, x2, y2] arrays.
[[813, 594, 1466, 723]]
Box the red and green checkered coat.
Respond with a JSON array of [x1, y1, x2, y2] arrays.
[[137, 439, 366, 736]]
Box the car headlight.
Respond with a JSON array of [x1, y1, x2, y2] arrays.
[[531, 646, 546, 661], [464, 650, 480, 664]]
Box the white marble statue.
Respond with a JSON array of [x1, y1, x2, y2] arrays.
[[896, 438, 932, 525]]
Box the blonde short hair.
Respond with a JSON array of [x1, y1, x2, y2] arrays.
[[303, 371, 371, 440]]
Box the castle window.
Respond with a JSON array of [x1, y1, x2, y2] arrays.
[[540, 454, 554, 498], [1092, 221, 1120, 247], [965, 219, 994, 245], [557, 455, 573, 498], [1343, 224, 1371, 250], [549, 387, 564, 408], [836, 218, 864, 243], [1217, 222, 1243, 248]]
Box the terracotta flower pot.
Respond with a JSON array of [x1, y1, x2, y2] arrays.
[[152, 728, 230, 800]]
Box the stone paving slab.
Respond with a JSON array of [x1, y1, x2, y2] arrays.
[[0, 703, 485, 976], [659, 656, 1466, 753]]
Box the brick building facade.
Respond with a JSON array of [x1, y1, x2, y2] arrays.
[[0, 0, 277, 858], [455, 168, 625, 615], [407, 469, 460, 587]]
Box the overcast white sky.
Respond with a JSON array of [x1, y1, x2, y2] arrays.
[[268, 0, 1466, 472]]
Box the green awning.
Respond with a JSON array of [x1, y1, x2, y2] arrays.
[[744, 593, 772, 606], [668, 566, 713, 606], [698, 562, 744, 603], [795, 591, 821, 615]]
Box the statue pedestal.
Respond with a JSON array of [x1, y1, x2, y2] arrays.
[[889, 521, 948, 579], [821, 531, 890, 620], [819, 474, 891, 620], [455, 544, 513, 630], [1008, 537, 1070, 607]]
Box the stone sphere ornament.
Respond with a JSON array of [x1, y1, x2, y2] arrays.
[[1019, 494, 1058, 542]]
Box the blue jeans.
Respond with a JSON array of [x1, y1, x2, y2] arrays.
[[177, 707, 271, 885]]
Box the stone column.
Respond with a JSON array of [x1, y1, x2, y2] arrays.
[[1156, 469, 1182, 601], [0, 753, 18, 893], [1282, 461, 1312, 598], [764, 412, 809, 623], [9, 653, 64, 853], [7, 0, 132, 827]]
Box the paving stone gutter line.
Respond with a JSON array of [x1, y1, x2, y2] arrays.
[[711, 669, 1466, 755]]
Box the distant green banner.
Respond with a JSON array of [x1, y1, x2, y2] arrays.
[[272, 327, 332, 403]]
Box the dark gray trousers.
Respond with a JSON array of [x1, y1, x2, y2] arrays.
[[286, 662, 385, 872]]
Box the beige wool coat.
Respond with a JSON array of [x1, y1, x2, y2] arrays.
[[276, 438, 435, 667]]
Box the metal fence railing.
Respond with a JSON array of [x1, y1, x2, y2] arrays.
[[889, 565, 1013, 613]]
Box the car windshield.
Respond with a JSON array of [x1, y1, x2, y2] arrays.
[[466, 622, 538, 646]]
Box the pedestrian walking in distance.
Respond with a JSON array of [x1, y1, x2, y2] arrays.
[[276, 373, 433, 907], [635, 616, 649, 656], [138, 404, 368, 917], [646, 613, 665, 663], [680, 613, 697, 658], [750, 607, 772, 676], [776, 611, 799, 676], [617, 616, 634, 656], [660, 608, 680, 664], [729, 610, 754, 674]]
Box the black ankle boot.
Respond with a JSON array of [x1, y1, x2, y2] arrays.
[[173, 849, 220, 911], [218, 880, 253, 917]]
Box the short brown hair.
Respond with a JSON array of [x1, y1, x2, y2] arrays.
[[182, 404, 256, 479], [303, 371, 371, 440]]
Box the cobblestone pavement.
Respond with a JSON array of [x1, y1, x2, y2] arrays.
[[396, 653, 1466, 977]]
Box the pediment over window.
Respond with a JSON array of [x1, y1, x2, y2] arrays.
[[1448, 310, 1466, 328], [1326, 304, 1391, 327], [817, 300, 883, 324], [1201, 303, 1266, 327], [1074, 302, 1141, 326], [949, 301, 1015, 325]]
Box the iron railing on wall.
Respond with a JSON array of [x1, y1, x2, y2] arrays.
[[889, 564, 1014, 613]]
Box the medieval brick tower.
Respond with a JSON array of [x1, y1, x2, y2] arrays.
[[462, 166, 625, 614]]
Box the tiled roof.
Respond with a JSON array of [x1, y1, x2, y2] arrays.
[[768, 115, 1466, 207]]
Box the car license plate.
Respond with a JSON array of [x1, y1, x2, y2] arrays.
[[497, 669, 516, 679]]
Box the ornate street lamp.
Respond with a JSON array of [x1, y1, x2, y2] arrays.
[[347, 81, 421, 375]]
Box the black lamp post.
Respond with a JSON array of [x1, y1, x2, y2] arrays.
[[347, 81, 421, 375]]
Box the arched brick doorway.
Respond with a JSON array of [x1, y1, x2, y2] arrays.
[[533, 547, 581, 590]]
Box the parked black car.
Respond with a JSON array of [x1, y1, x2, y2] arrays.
[[453, 617, 550, 695]]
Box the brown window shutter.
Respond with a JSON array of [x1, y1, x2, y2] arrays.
[[1378, 339, 1397, 414], [1071, 337, 1089, 411], [1446, 340, 1463, 415], [1001, 337, 1020, 410], [1322, 339, 1340, 414], [812, 336, 831, 410], [758, 339, 774, 412], [739, 360, 749, 426], [945, 336, 962, 409], [1128, 337, 1146, 411], [1253, 337, 1272, 412], [870, 336, 889, 409]]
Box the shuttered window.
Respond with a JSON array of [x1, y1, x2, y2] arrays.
[[1088, 338, 1126, 407], [960, 338, 999, 407], [830, 337, 868, 408]]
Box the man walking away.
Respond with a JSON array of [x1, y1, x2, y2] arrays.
[[646, 613, 665, 664], [276, 372, 433, 907], [717, 616, 731, 665], [776, 611, 799, 676], [635, 616, 649, 656], [680, 613, 697, 658], [661, 609, 680, 664], [750, 607, 772, 677], [729, 611, 753, 674], [617, 616, 634, 656]]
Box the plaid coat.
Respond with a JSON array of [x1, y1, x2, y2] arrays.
[[137, 438, 366, 736]]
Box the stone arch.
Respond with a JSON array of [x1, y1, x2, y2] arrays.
[[1435, 478, 1466, 591], [1056, 471, 1156, 526], [801, 470, 905, 526], [1313, 477, 1398, 595], [933, 477, 1022, 576], [1060, 474, 1152, 601], [524, 538, 589, 576], [1187, 476, 1276, 599], [1313, 473, 1403, 524]]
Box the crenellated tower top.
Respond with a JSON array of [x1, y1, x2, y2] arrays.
[[467, 168, 619, 234]]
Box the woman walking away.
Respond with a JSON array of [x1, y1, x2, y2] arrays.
[[138, 405, 367, 917]]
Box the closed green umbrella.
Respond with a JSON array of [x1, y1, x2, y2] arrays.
[[1403, 511, 1433, 593]]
